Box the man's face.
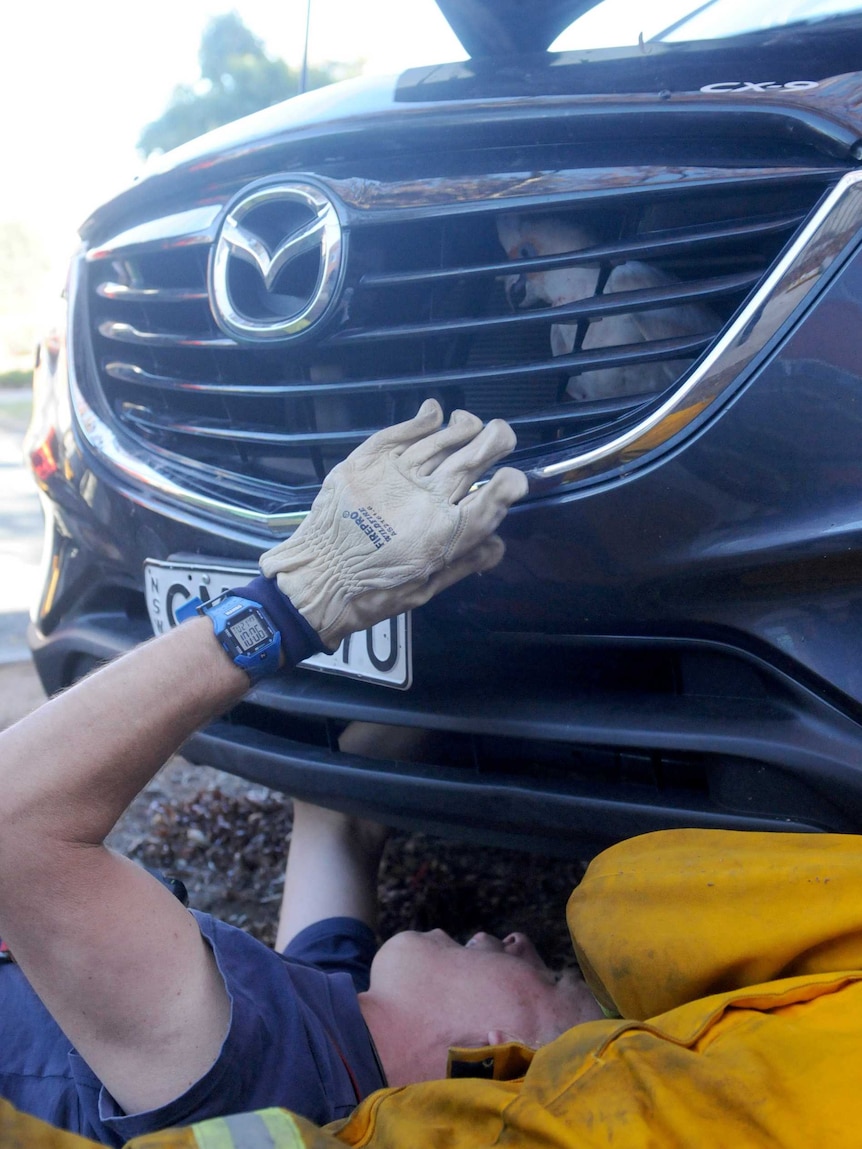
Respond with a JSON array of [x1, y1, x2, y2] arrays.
[[367, 927, 603, 1054]]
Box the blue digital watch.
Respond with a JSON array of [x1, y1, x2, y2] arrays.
[[176, 592, 281, 682]]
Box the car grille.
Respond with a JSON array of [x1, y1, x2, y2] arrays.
[[80, 166, 838, 518]]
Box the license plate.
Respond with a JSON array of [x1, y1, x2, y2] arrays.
[[144, 558, 412, 690]]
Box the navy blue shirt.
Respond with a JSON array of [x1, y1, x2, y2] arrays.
[[0, 913, 384, 1146]]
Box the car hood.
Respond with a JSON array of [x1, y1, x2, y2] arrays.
[[435, 0, 600, 56], [80, 3, 862, 242]]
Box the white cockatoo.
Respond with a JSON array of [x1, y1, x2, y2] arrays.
[[496, 214, 716, 401]]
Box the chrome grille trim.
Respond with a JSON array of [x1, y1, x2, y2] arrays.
[[320, 165, 837, 217], [532, 169, 862, 485], [120, 404, 373, 448], [104, 362, 293, 395], [97, 283, 209, 303], [97, 321, 236, 349], [68, 271, 307, 539]]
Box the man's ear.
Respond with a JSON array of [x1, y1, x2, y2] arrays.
[[487, 1029, 522, 1046]]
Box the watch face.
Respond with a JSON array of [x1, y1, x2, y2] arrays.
[[230, 611, 271, 653]]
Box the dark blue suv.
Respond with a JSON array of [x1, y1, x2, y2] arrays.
[[26, 0, 862, 854]]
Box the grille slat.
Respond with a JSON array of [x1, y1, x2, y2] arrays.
[[105, 331, 714, 399], [330, 271, 758, 345], [81, 166, 838, 516], [97, 283, 208, 303], [98, 321, 235, 349], [122, 398, 633, 444], [509, 390, 664, 429], [359, 212, 808, 289], [120, 404, 372, 449]]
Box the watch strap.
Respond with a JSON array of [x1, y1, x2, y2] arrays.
[[231, 575, 325, 665]]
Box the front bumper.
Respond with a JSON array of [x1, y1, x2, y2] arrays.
[[28, 517, 862, 855]]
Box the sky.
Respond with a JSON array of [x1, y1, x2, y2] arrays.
[[1, 1, 466, 255]]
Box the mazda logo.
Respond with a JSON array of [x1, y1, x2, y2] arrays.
[[208, 181, 344, 342]]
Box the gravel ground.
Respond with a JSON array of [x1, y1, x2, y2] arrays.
[[107, 757, 588, 968]]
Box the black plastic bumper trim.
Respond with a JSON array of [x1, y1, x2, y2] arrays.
[[183, 721, 821, 858]]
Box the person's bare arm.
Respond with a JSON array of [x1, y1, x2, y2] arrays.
[[0, 617, 245, 1113], [276, 724, 441, 950], [275, 802, 389, 951]]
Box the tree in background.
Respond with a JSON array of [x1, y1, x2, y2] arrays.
[[138, 11, 359, 157], [0, 222, 51, 375]]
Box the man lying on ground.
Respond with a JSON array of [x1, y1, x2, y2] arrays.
[[0, 401, 602, 1143], [6, 814, 862, 1149]]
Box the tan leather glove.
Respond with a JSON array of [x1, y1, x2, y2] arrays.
[[259, 399, 528, 649]]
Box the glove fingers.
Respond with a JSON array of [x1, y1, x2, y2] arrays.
[[458, 465, 529, 509], [431, 418, 520, 503], [357, 398, 444, 455], [399, 408, 484, 473], [448, 467, 528, 558]]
